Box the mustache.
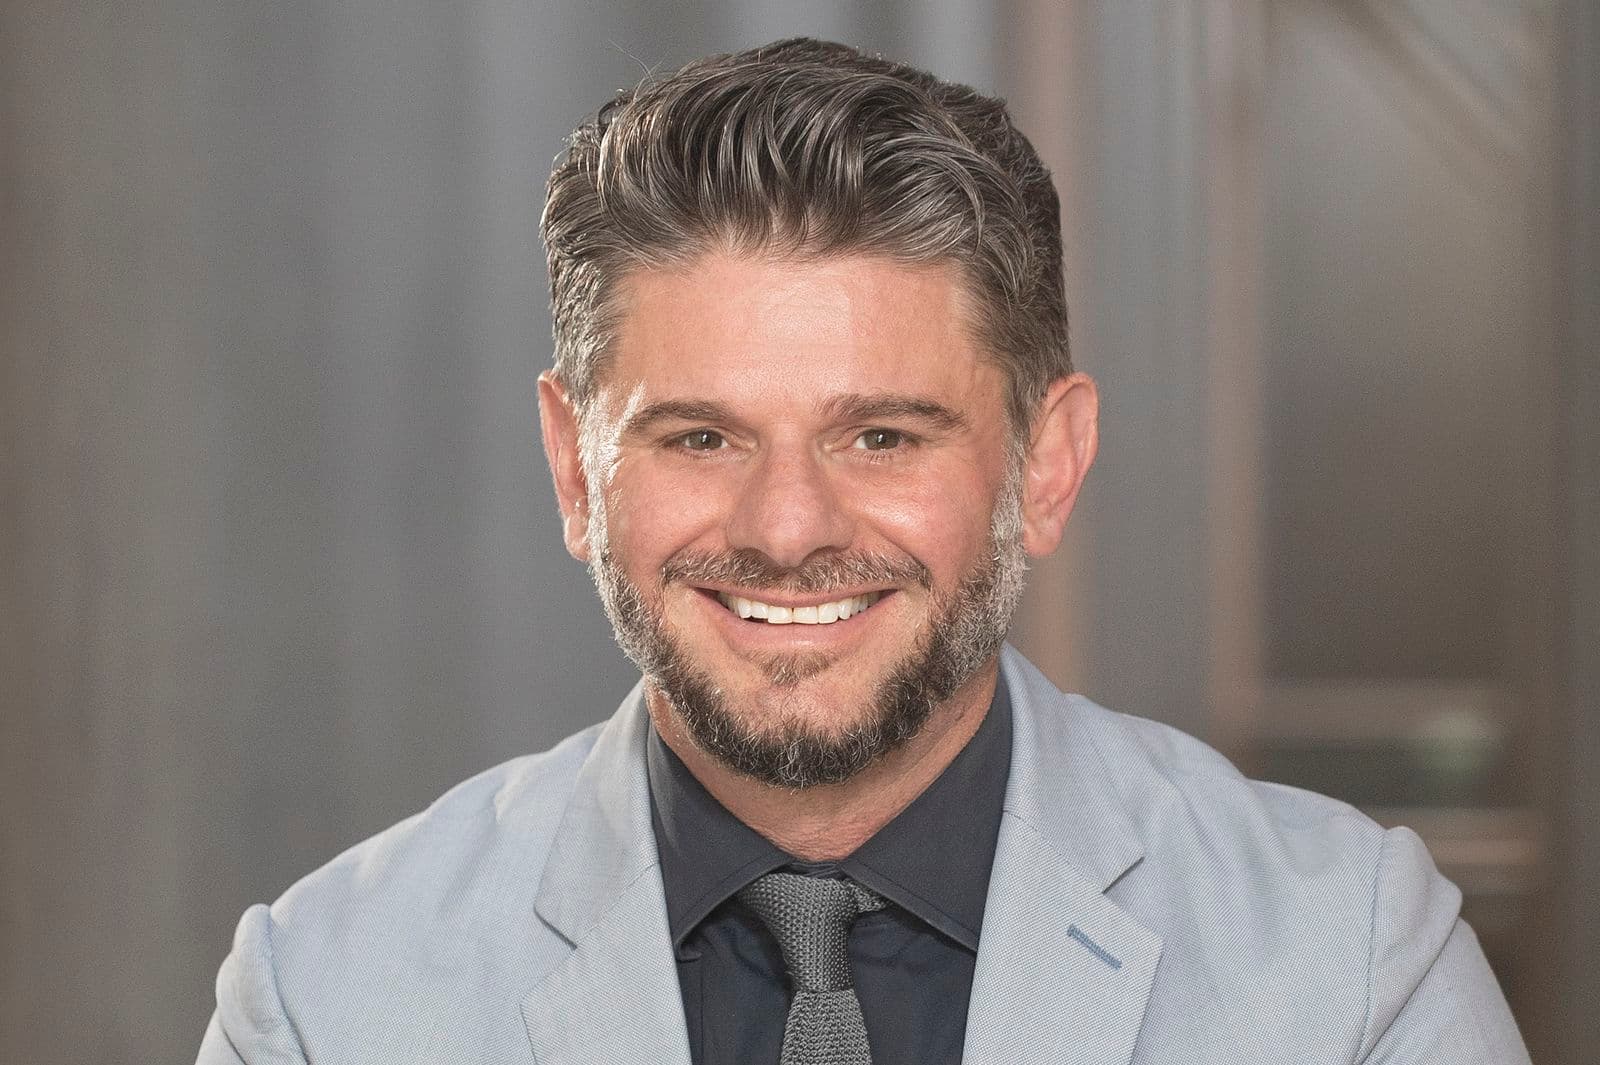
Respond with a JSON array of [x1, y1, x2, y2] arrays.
[[661, 548, 932, 595]]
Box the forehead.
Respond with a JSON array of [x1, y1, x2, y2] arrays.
[[601, 252, 1000, 408]]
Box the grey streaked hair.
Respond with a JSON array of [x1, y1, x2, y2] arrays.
[[541, 37, 1071, 436]]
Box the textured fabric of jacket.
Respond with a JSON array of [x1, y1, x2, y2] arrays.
[[196, 645, 1530, 1064]]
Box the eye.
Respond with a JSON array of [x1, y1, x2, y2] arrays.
[[853, 428, 906, 451], [677, 429, 726, 451]]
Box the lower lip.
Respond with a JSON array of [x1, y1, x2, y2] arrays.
[[693, 589, 894, 647]]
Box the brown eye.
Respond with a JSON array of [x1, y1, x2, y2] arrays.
[[680, 429, 725, 451], [854, 429, 904, 451]]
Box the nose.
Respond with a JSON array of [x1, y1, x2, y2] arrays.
[[724, 445, 855, 569]]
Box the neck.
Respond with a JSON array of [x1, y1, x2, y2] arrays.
[[647, 658, 1000, 862]]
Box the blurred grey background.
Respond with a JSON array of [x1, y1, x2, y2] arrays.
[[2, 0, 1595, 1062]]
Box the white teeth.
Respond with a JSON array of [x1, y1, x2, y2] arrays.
[[716, 591, 882, 625]]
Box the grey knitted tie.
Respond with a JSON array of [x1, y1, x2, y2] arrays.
[[737, 872, 887, 1065]]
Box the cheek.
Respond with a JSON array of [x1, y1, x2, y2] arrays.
[[604, 461, 730, 562], [845, 472, 994, 572]]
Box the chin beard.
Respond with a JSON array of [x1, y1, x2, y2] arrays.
[[587, 473, 1027, 789]]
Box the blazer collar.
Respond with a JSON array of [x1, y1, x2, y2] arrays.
[[960, 646, 1163, 1065], [523, 683, 694, 1065], [997, 645, 1147, 891], [532, 681, 658, 942]]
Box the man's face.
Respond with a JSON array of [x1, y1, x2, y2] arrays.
[[566, 253, 1028, 788]]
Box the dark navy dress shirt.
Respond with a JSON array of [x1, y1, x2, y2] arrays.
[[646, 675, 1012, 1065]]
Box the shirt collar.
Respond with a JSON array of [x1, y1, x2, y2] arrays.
[[647, 673, 1013, 953], [647, 720, 789, 946]]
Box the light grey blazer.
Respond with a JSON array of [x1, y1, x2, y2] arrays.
[[197, 646, 1529, 1064]]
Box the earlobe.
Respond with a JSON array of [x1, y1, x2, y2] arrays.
[[1020, 373, 1100, 557], [537, 371, 593, 562]]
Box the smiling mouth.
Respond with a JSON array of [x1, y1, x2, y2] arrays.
[[713, 590, 887, 626]]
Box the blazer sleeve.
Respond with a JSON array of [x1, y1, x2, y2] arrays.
[[1355, 828, 1531, 1064], [195, 904, 309, 1065]]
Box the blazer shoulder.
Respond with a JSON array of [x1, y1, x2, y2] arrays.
[[1075, 693, 1391, 867], [206, 720, 613, 1061], [1058, 693, 1473, 1049], [265, 720, 605, 954]]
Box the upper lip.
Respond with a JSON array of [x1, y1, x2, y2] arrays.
[[694, 585, 893, 609]]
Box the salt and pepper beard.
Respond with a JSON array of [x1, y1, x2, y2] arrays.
[[585, 460, 1028, 790]]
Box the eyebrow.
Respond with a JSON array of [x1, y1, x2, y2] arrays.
[[817, 392, 971, 432], [620, 400, 739, 439], [618, 392, 971, 438]]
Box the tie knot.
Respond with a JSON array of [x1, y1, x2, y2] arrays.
[[736, 872, 886, 991]]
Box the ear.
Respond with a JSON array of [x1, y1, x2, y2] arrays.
[[1020, 373, 1100, 557], [537, 371, 593, 562]]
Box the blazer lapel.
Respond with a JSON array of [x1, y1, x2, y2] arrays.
[[963, 648, 1164, 1065], [520, 686, 693, 1065], [518, 651, 1161, 1065]]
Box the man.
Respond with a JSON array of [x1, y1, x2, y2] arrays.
[[198, 38, 1529, 1064]]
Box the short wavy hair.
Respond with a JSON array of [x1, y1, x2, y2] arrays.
[[541, 37, 1070, 436]]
